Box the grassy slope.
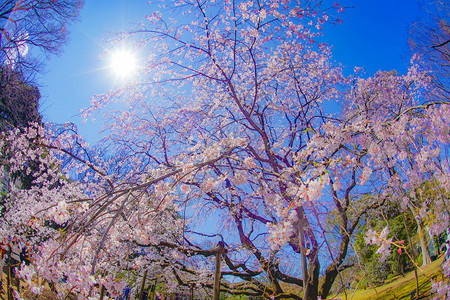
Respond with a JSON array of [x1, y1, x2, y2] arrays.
[[332, 256, 446, 300]]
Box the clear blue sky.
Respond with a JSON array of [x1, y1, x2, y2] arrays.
[[39, 0, 421, 143]]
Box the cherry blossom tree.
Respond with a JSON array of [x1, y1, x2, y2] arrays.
[[81, 0, 349, 298], [2, 0, 450, 299], [78, 0, 446, 297], [318, 65, 450, 296], [322, 68, 438, 264]]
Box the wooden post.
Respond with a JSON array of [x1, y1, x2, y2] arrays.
[[213, 251, 221, 300], [7, 265, 12, 300], [146, 284, 152, 300], [150, 277, 157, 300], [15, 266, 19, 293], [0, 266, 3, 297], [99, 284, 106, 300], [190, 283, 194, 300], [213, 241, 226, 300], [139, 270, 148, 300]]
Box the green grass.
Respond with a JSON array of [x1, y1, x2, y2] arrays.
[[332, 256, 446, 300]]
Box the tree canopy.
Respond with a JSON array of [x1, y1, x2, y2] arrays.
[[0, 68, 41, 130], [0, 0, 84, 73]]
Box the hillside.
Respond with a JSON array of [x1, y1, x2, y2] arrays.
[[332, 256, 446, 300]]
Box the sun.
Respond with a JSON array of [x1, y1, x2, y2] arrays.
[[109, 49, 138, 79]]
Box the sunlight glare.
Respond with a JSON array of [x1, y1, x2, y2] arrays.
[[110, 49, 137, 78]]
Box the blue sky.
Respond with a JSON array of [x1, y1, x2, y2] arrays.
[[39, 0, 421, 143], [39, 0, 149, 142], [323, 0, 420, 75]]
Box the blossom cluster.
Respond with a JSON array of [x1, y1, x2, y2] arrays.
[[364, 227, 393, 262]]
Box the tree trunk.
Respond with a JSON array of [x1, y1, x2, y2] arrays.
[[291, 207, 320, 300], [299, 225, 308, 300], [304, 256, 320, 300], [417, 221, 432, 266], [319, 235, 350, 298]]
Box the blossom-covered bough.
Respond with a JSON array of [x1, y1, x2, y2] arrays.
[[0, 123, 236, 298], [1, 0, 450, 299]]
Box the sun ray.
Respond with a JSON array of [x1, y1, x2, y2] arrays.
[[109, 48, 137, 79]]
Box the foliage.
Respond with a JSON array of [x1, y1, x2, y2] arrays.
[[0, 67, 41, 131], [353, 207, 416, 289]]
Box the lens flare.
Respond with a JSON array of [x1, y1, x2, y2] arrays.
[[110, 49, 137, 78]]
